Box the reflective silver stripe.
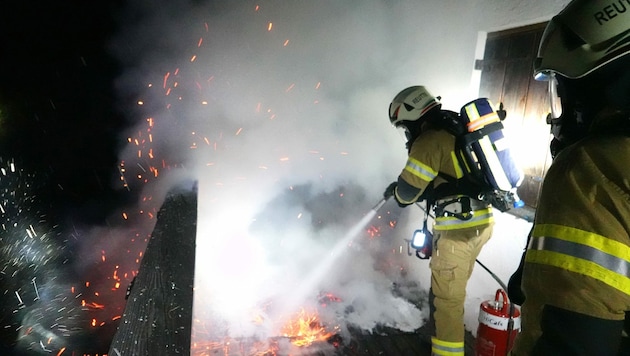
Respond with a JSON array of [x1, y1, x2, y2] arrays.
[[404, 157, 437, 182], [434, 209, 493, 231], [530, 236, 630, 278], [432, 343, 464, 355], [433, 345, 465, 355]]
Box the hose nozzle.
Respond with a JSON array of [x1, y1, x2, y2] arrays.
[[372, 197, 388, 212]]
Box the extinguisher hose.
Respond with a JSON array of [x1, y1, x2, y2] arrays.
[[474, 259, 507, 291]]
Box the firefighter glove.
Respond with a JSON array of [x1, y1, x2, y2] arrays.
[[383, 181, 397, 199]]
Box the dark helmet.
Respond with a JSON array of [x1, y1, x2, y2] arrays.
[[533, 0, 630, 80], [533, 0, 630, 155]]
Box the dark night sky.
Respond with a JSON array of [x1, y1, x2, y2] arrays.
[[0, 1, 132, 225], [0, 2, 134, 354]]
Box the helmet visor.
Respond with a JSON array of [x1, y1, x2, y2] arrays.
[[545, 72, 565, 141], [548, 73, 562, 120]]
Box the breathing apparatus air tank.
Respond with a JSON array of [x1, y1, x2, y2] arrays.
[[459, 98, 524, 210]]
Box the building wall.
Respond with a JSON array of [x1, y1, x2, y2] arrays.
[[385, 0, 571, 110]]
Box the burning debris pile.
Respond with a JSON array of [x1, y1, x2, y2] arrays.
[[190, 288, 430, 356], [192, 307, 341, 355], [188, 182, 431, 355]]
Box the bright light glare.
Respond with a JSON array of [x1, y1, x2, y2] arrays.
[[193, 188, 273, 320], [411, 229, 426, 249]]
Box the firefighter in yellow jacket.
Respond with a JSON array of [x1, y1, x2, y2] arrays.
[[512, 0, 630, 354], [383, 86, 494, 355]]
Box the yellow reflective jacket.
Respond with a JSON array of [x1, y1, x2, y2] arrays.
[[527, 133, 630, 298], [397, 128, 493, 230]]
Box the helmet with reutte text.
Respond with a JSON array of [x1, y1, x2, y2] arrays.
[[533, 0, 630, 157], [533, 0, 630, 80], [388, 86, 441, 127]]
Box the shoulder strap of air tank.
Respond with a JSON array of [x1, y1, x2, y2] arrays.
[[435, 171, 483, 199]]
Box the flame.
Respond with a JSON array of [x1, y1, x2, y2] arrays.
[[280, 308, 337, 347], [190, 303, 340, 355]]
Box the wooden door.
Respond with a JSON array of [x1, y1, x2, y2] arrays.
[[478, 23, 553, 212]]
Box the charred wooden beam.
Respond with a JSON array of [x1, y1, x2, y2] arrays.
[[109, 181, 197, 355]]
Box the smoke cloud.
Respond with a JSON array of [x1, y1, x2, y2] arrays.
[[108, 0, 534, 351]]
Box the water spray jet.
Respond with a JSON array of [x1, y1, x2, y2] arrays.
[[279, 197, 390, 317]]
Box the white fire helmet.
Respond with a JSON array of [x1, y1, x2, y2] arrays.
[[388, 86, 441, 127], [533, 0, 630, 81]]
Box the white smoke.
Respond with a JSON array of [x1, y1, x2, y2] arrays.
[[108, 0, 544, 350]]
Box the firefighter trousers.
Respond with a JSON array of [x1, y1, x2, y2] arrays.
[[429, 223, 494, 353]]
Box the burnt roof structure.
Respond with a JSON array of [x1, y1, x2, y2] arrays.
[[109, 181, 198, 355]]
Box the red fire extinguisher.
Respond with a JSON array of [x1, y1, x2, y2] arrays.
[[475, 289, 521, 356]]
